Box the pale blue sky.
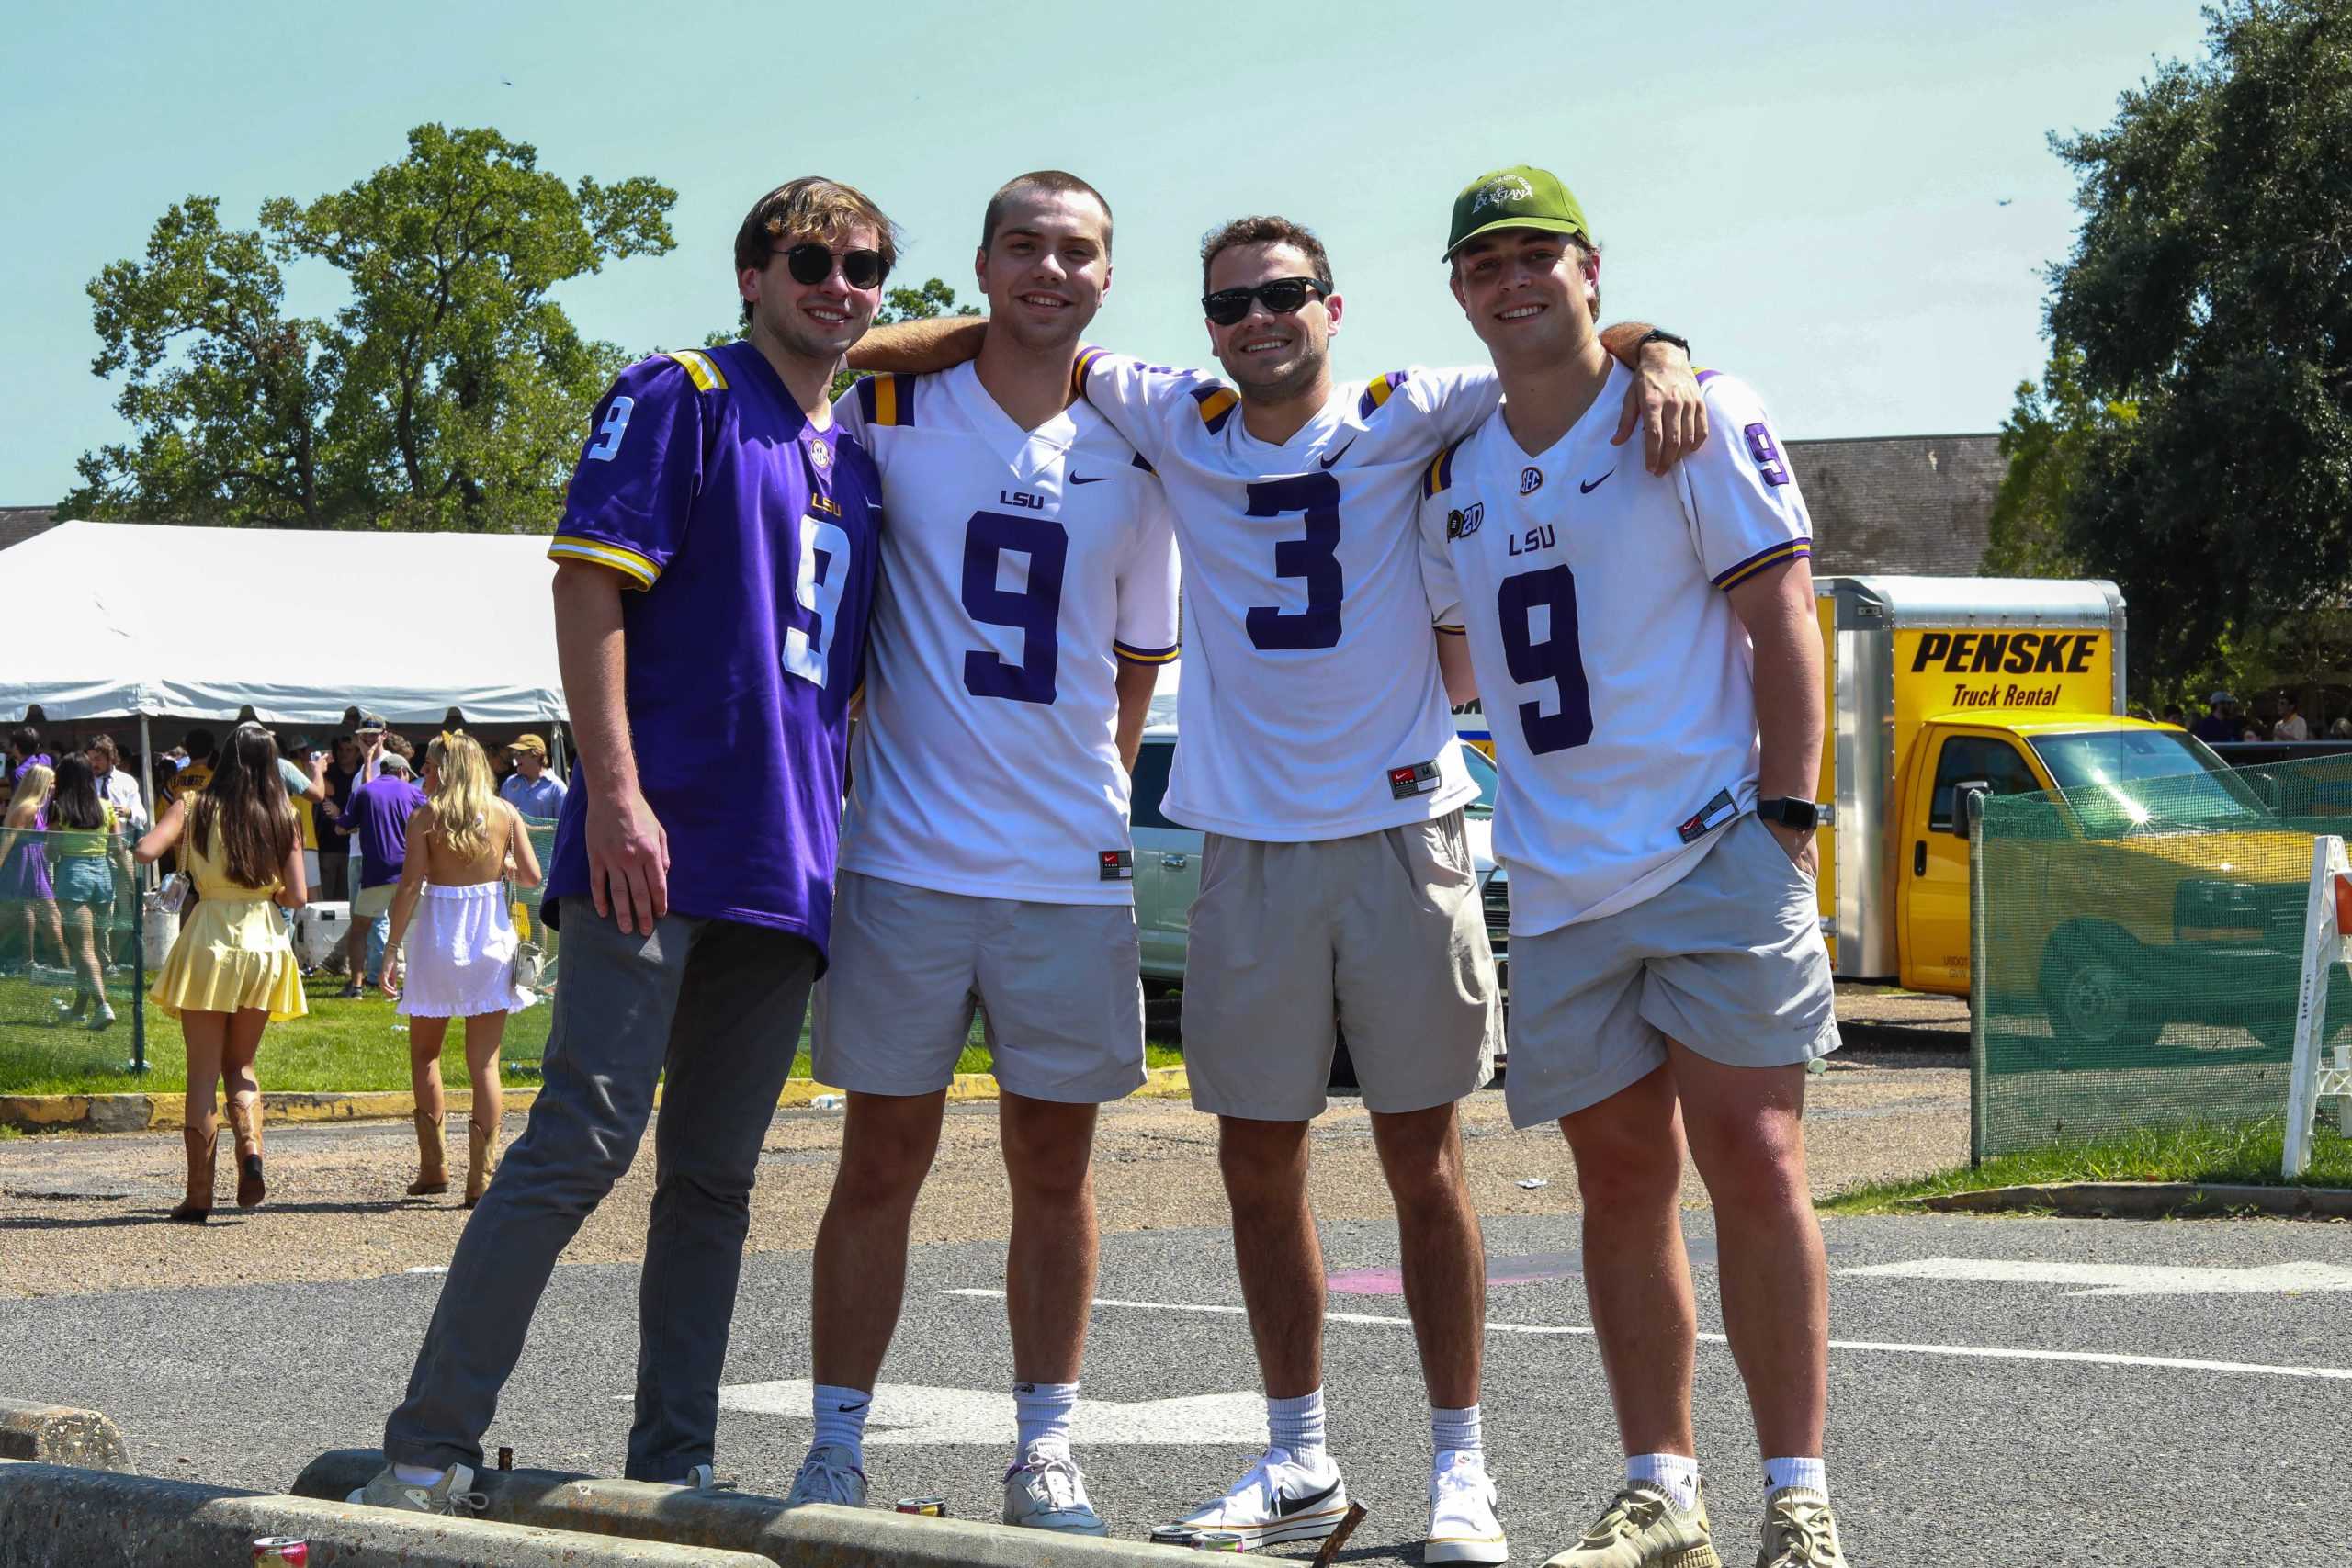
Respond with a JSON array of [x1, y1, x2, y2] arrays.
[[2, 0, 2212, 507]]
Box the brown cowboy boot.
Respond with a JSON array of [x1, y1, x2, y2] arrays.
[[170, 1122, 217, 1223], [225, 1096, 266, 1209], [408, 1111, 450, 1196], [464, 1111, 502, 1208]]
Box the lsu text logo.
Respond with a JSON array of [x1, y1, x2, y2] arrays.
[[1446, 502, 1486, 540], [1909, 631, 2102, 674]]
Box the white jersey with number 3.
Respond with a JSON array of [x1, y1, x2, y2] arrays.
[[1077, 350, 1499, 840], [834, 363, 1181, 905], [1419, 363, 1814, 935]]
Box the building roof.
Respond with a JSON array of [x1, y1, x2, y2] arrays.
[[1790, 434, 2003, 578], [0, 507, 61, 553]]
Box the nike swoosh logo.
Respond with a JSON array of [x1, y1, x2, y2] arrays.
[[1275, 1480, 1340, 1517], [836, 1402, 869, 1413], [1580, 468, 1615, 493], [1317, 438, 1357, 469], [1069, 473, 1110, 485]]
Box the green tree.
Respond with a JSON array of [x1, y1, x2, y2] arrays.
[[66, 125, 675, 532], [2041, 0, 2352, 682], [1983, 341, 2134, 580]]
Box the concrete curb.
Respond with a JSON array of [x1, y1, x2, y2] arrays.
[[293, 1450, 1203, 1566], [0, 1067, 1192, 1134], [0, 1459, 778, 1567], [0, 1404, 127, 1471], [1906, 1179, 2352, 1218]]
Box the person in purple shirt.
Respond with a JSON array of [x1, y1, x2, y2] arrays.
[[339, 752, 427, 993], [356, 175, 889, 1516]]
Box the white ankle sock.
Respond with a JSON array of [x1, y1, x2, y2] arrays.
[[1626, 1452, 1701, 1512], [812, 1383, 873, 1464], [1764, 1456, 1826, 1496], [1266, 1388, 1328, 1459], [1013, 1380, 1079, 1460], [392, 1462, 447, 1486], [1430, 1404, 1483, 1461]]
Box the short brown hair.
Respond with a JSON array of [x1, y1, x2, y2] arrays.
[[733, 176, 902, 327], [86, 734, 119, 763], [384, 730, 417, 761], [981, 171, 1113, 254], [1200, 215, 1332, 299]]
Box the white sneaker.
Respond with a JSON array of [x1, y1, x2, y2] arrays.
[[1157, 1447, 1349, 1550], [1002, 1450, 1107, 1536], [1427, 1450, 1510, 1563], [345, 1461, 487, 1516], [87, 1002, 116, 1032], [672, 1463, 732, 1491], [784, 1442, 867, 1507]]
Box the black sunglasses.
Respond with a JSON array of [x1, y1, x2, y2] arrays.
[[782, 243, 888, 290], [1201, 276, 1328, 327]]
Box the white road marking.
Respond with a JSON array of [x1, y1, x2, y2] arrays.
[[938, 1289, 2352, 1383], [1838, 1257, 2352, 1298], [714, 1378, 1264, 1446]]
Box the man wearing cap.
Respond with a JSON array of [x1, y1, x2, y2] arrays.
[[1420, 166, 1849, 1568], [850, 186, 1702, 1564], [2191, 693, 2239, 745], [498, 736, 568, 820]]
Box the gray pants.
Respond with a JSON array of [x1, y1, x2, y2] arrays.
[[383, 904, 818, 1479]]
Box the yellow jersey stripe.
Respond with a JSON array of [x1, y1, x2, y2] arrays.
[[1114, 641, 1182, 665], [1712, 539, 1812, 591], [548, 537, 660, 590], [876, 373, 900, 426], [662, 349, 728, 392], [1197, 387, 1239, 426]]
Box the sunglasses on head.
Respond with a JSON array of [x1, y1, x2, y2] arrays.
[[782, 243, 888, 290], [1201, 276, 1328, 327]]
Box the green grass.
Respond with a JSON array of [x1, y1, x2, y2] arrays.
[[1, 974, 1181, 1097], [1824, 1119, 2352, 1213]]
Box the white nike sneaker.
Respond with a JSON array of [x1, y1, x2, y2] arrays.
[[1002, 1449, 1108, 1535], [784, 1442, 867, 1507], [1157, 1447, 1350, 1550], [1427, 1450, 1510, 1564]]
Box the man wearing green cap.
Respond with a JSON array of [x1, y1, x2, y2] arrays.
[[1420, 166, 1848, 1568]]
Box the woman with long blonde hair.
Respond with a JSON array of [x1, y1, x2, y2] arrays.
[[135, 722, 308, 1222], [0, 763, 69, 976], [381, 731, 542, 1204]]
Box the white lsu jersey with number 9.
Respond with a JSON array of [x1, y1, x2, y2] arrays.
[[1419, 363, 1814, 936], [1076, 348, 1499, 841], [834, 363, 1181, 905]]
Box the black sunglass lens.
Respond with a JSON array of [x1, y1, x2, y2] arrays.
[[785, 244, 832, 286], [841, 251, 886, 289], [1204, 291, 1250, 325], [1260, 279, 1310, 313]]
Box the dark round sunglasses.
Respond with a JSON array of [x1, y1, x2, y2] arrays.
[[783, 243, 888, 290], [1201, 276, 1327, 327]]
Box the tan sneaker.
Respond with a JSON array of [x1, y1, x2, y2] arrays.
[[1755, 1486, 1846, 1567], [345, 1461, 487, 1516], [1544, 1482, 1722, 1567]]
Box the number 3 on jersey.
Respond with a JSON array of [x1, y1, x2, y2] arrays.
[[782, 517, 853, 687], [1498, 565, 1593, 754], [1245, 473, 1343, 650]]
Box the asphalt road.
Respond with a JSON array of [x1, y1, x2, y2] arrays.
[[4, 1192, 2345, 1566]]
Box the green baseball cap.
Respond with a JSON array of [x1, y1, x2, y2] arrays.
[[1442, 165, 1592, 261]]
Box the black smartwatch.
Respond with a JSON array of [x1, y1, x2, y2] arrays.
[[1635, 328, 1690, 358], [1756, 796, 1819, 831]]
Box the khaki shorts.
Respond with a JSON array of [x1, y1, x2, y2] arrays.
[[811, 872, 1146, 1104], [352, 883, 398, 919], [1504, 813, 1839, 1129], [1181, 809, 1498, 1121]]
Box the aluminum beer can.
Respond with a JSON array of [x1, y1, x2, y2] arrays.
[[254, 1539, 310, 1566], [894, 1495, 947, 1516], [1190, 1529, 1249, 1551]]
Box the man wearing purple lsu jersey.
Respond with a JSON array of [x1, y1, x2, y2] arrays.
[[351, 177, 888, 1516], [1421, 169, 1846, 1568]]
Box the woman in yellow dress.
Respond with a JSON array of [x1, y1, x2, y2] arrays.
[[136, 722, 309, 1223]]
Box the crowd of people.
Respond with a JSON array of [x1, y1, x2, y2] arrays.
[[2163, 690, 2352, 743]]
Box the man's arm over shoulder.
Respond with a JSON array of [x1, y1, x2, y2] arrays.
[[1418, 439, 1476, 706], [1073, 347, 1229, 468], [845, 316, 987, 375], [1598, 322, 1706, 475]]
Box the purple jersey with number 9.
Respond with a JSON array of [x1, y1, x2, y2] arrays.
[[544, 342, 880, 965]]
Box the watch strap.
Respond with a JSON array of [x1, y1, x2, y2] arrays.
[[1635, 328, 1690, 357]]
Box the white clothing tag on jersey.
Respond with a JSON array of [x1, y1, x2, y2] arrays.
[[1676, 787, 1739, 845], [1386, 760, 1442, 801]]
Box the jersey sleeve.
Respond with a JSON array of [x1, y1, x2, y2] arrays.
[[831, 378, 872, 450], [1418, 441, 1470, 631], [1073, 347, 1233, 469], [548, 353, 711, 590], [1113, 482, 1182, 665], [1675, 372, 1815, 591], [1399, 365, 1504, 446]]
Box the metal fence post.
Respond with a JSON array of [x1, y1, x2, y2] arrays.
[[1969, 807, 1988, 1168], [130, 885, 146, 1076]]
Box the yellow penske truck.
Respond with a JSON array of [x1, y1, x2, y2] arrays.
[[1815, 575, 2316, 1048]]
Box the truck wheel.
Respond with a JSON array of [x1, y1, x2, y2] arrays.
[[2039, 941, 2162, 1055]]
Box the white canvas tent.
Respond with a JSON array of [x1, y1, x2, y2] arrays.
[[0, 520, 566, 726]]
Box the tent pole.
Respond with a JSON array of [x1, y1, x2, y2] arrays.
[[550, 722, 568, 783], [136, 713, 155, 885]]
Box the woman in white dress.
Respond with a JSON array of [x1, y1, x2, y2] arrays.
[[380, 731, 543, 1205]]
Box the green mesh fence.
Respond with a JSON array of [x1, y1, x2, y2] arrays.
[[1974, 752, 2352, 1159], [0, 826, 147, 1090]]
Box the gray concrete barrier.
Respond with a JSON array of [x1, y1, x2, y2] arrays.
[[0, 1403, 128, 1471], [294, 1448, 1203, 1567], [0, 1459, 777, 1568]]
